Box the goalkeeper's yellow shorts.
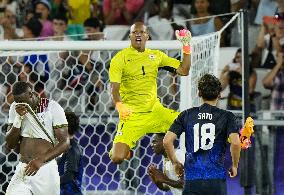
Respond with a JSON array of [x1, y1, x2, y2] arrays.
[[113, 102, 180, 149]]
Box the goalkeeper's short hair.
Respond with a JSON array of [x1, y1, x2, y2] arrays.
[[198, 74, 222, 101]]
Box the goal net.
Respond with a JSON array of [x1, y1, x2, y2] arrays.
[[0, 33, 220, 194]]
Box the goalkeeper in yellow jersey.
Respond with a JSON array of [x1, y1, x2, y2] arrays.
[[109, 22, 191, 164]]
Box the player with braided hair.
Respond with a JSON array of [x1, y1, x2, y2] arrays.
[[109, 21, 192, 164]]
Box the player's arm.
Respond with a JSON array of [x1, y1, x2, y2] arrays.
[[164, 131, 184, 178], [5, 124, 21, 150], [111, 82, 122, 105], [155, 182, 170, 191], [42, 126, 70, 163], [162, 177, 184, 189], [226, 112, 241, 177], [163, 131, 179, 164], [5, 104, 27, 149], [109, 52, 132, 120], [228, 133, 241, 177], [148, 165, 170, 191], [176, 29, 192, 76], [148, 164, 183, 189]]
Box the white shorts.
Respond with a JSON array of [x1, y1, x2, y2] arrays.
[[6, 160, 60, 195]]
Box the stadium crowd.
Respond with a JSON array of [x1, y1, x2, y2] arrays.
[[0, 0, 284, 194]]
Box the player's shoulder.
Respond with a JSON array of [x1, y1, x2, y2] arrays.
[[181, 107, 199, 116], [8, 101, 16, 113], [10, 101, 16, 109], [146, 48, 166, 56], [111, 48, 130, 63], [115, 47, 132, 56], [48, 99, 63, 109]]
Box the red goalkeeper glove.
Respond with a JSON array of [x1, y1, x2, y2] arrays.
[[115, 102, 132, 121], [175, 29, 192, 55], [239, 117, 254, 150]]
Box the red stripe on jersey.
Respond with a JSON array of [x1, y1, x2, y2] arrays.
[[37, 98, 49, 113]]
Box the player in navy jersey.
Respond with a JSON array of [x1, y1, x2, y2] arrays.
[[57, 112, 83, 195], [163, 74, 241, 195]]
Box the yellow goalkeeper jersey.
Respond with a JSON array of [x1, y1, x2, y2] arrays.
[[109, 46, 180, 112]]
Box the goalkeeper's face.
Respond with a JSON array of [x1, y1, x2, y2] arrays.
[[129, 23, 149, 52]]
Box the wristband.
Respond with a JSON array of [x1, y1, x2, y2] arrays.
[[13, 115, 23, 129], [183, 45, 191, 55]]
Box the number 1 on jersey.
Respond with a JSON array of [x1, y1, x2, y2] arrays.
[[193, 123, 216, 152]]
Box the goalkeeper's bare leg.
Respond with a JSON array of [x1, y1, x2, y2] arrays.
[[110, 142, 131, 164]]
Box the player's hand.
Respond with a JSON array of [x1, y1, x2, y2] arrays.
[[148, 164, 167, 184], [148, 164, 167, 183], [175, 29, 192, 46], [15, 104, 28, 117], [115, 102, 132, 121], [240, 117, 254, 149], [173, 161, 184, 179], [25, 156, 45, 176], [228, 166, 238, 178]]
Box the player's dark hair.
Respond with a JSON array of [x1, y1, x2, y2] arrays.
[[65, 111, 80, 136], [12, 81, 31, 96], [198, 74, 222, 100]]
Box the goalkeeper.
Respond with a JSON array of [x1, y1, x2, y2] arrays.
[[109, 22, 191, 164]]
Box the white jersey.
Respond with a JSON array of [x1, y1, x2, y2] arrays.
[[8, 98, 68, 144], [163, 149, 185, 195]]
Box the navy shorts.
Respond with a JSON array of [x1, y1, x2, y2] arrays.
[[183, 179, 227, 195]]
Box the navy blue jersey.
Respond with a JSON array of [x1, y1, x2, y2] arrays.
[[58, 139, 83, 195], [169, 103, 241, 180]]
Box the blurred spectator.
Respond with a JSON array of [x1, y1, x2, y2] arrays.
[[188, 0, 225, 46], [254, 0, 284, 25], [262, 33, 284, 194], [0, 4, 22, 40], [220, 48, 257, 111], [22, 17, 42, 39], [66, 0, 98, 40], [67, 0, 97, 24], [263, 52, 284, 110], [103, 0, 144, 25], [79, 17, 107, 111], [252, 14, 284, 69], [51, 13, 70, 40], [83, 17, 105, 40], [148, 0, 185, 40], [50, 0, 67, 19], [35, 0, 54, 38], [172, 0, 192, 19]]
